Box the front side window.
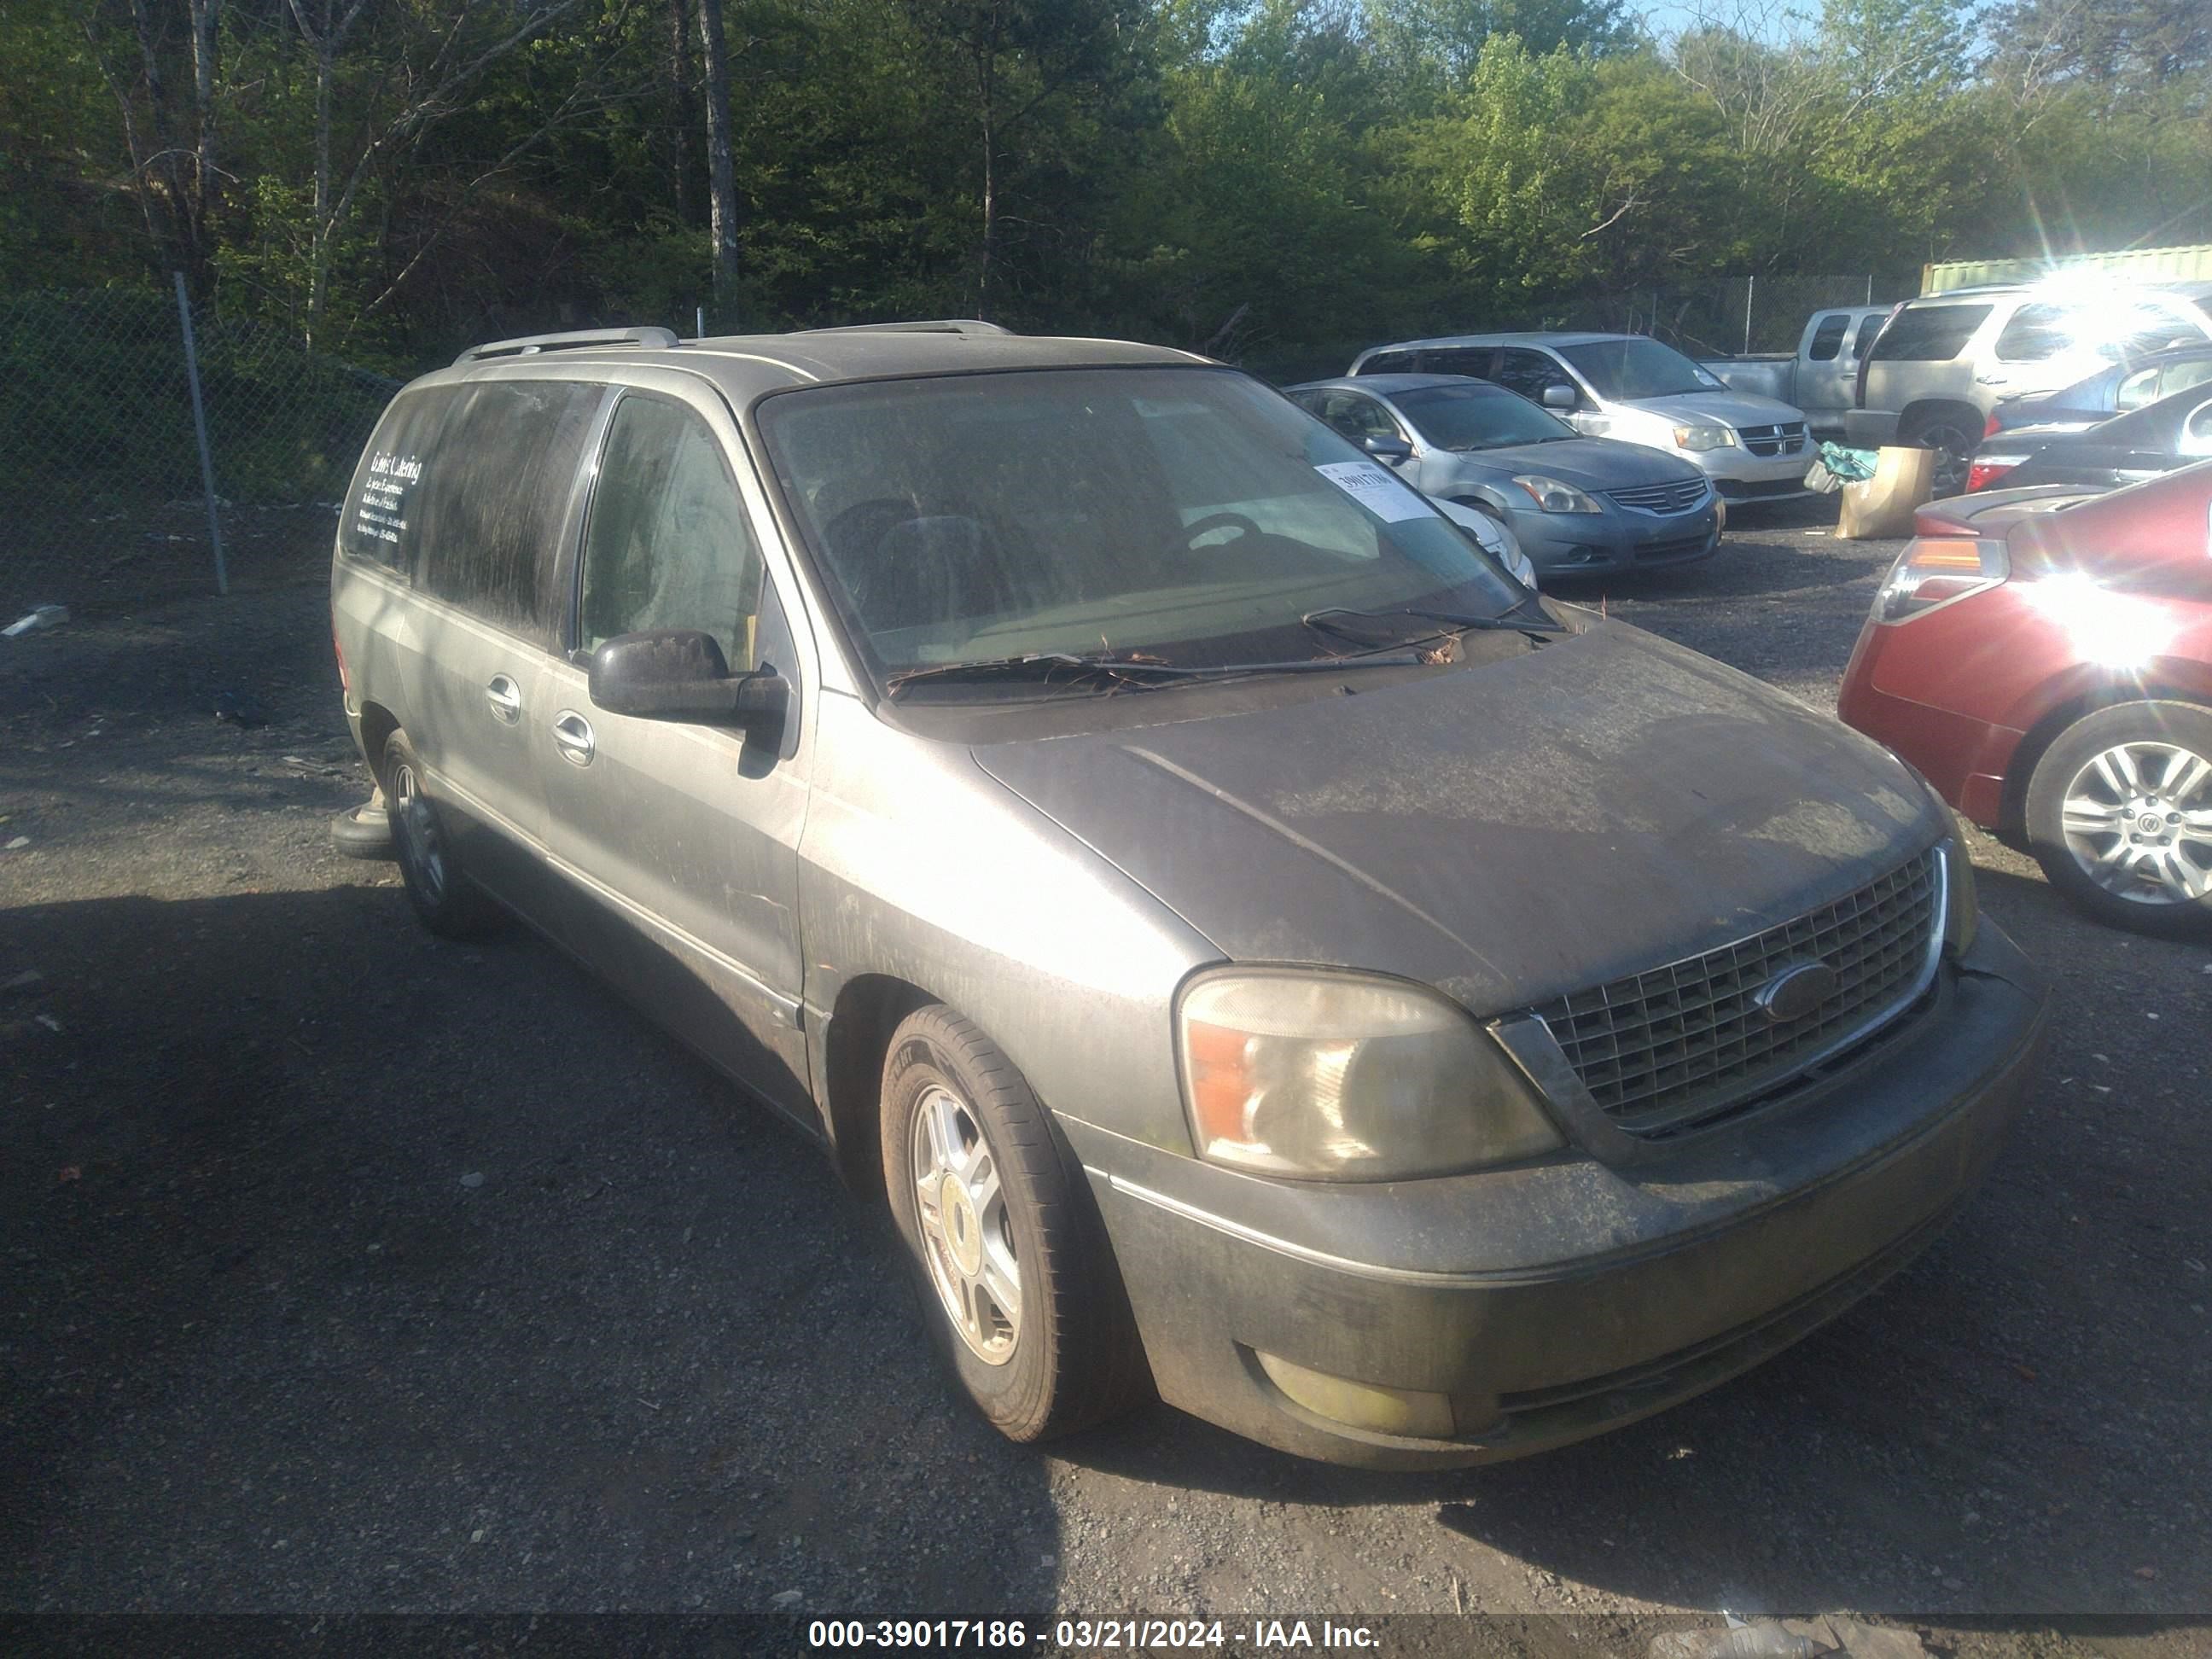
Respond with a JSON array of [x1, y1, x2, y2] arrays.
[[2157, 357, 2212, 404], [758, 367, 1524, 690], [1557, 339, 1722, 400], [580, 395, 765, 672]]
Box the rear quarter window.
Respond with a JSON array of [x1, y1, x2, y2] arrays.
[[1869, 304, 1994, 363], [341, 386, 460, 570], [409, 379, 605, 636], [1807, 314, 1848, 362], [1355, 351, 1417, 375]]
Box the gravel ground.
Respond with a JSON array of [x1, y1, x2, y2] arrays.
[[3, 502, 2208, 1650]]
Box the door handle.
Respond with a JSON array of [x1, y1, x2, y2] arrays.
[[551, 710, 595, 766], [486, 674, 523, 725]]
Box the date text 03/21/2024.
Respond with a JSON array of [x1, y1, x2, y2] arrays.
[[806, 1621, 1382, 1650]]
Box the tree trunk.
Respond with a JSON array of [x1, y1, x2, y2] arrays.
[[696, 0, 740, 324], [973, 5, 1001, 320], [188, 0, 221, 298], [667, 0, 696, 223], [126, 0, 196, 279], [308, 22, 335, 349]]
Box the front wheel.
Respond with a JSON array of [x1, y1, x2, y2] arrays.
[[2024, 701, 2212, 937], [879, 1004, 1150, 1441]]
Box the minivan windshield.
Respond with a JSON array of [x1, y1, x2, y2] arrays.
[[1558, 338, 1723, 401], [1392, 383, 1576, 450], [759, 366, 1532, 693]]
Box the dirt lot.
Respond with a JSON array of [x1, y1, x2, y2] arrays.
[[3, 502, 2208, 1647]]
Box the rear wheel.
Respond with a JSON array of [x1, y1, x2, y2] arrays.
[[2024, 701, 2212, 938], [1901, 407, 1981, 498], [381, 731, 498, 938], [879, 1004, 1150, 1442]]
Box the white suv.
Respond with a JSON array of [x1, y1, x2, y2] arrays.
[[1847, 279, 2212, 485]]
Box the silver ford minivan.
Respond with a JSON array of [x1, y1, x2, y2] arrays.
[[333, 323, 2048, 1469]]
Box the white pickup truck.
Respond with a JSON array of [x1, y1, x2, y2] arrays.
[[1698, 306, 1890, 438]]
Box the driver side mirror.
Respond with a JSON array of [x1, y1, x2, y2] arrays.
[[1361, 434, 1414, 464], [1540, 384, 1578, 410], [588, 628, 789, 740]]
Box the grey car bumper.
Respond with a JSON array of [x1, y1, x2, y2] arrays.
[[1516, 507, 1720, 577], [1064, 923, 2047, 1470]]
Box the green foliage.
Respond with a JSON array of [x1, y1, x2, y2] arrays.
[[3, 0, 2210, 383]]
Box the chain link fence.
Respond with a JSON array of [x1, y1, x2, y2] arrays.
[[0, 283, 400, 611], [1487, 272, 1918, 358]]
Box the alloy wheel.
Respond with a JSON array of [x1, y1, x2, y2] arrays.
[[909, 1083, 1022, 1365], [2058, 740, 2212, 905]]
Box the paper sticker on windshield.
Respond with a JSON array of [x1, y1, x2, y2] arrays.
[[1313, 461, 1438, 524]]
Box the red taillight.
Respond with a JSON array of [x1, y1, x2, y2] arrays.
[[1965, 455, 2024, 493], [1872, 536, 2011, 623], [1982, 411, 2001, 439]]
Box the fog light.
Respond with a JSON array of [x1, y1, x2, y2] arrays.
[[1254, 1350, 1456, 1438]]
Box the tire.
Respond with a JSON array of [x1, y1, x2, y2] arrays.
[[879, 1004, 1151, 1442], [381, 730, 498, 938], [2023, 701, 2212, 938], [1901, 407, 1980, 498], [330, 789, 395, 861]]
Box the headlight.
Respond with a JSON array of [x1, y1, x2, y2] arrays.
[[1940, 830, 1978, 956], [1510, 474, 1602, 515], [1176, 969, 1563, 1180], [1431, 495, 1540, 588], [1673, 424, 1737, 451]]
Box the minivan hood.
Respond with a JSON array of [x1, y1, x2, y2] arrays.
[[1627, 388, 1808, 428], [975, 622, 1941, 1017]]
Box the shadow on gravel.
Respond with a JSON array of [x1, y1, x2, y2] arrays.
[[1, 887, 1059, 1612]]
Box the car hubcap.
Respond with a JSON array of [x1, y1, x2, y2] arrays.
[[391, 760, 447, 907], [910, 1084, 1021, 1365], [2060, 741, 2212, 905]]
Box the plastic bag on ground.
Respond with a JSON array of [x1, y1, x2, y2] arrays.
[[1819, 442, 1881, 482]]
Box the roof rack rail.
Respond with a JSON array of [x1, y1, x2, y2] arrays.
[[797, 319, 1013, 336], [454, 326, 678, 366]]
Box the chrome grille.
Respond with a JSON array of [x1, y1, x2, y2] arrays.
[[1534, 848, 1942, 1137], [1607, 479, 1710, 514], [1738, 422, 1809, 457]]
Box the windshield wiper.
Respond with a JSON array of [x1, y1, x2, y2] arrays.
[[1301, 605, 1566, 649], [883, 649, 1430, 699]]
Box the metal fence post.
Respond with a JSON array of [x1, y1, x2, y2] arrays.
[[1743, 273, 1755, 354], [173, 271, 228, 596]]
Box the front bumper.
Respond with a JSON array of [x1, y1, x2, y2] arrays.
[[1516, 505, 1720, 578], [1067, 925, 2047, 1469], [1691, 444, 1815, 500]]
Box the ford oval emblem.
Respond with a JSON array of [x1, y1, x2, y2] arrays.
[[1754, 961, 1839, 1025]]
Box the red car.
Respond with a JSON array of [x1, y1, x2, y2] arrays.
[[1839, 463, 2212, 936]]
